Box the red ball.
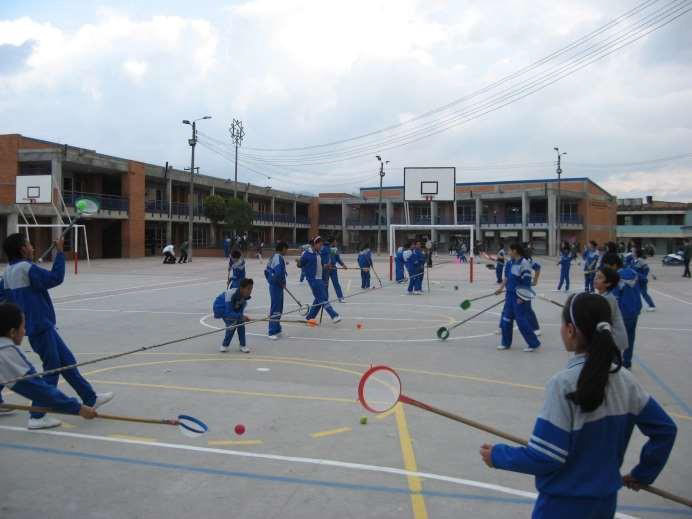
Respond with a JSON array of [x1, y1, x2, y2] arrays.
[[234, 424, 245, 435]]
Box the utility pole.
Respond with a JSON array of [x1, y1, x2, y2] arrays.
[[183, 116, 211, 262], [376, 155, 389, 255], [554, 146, 567, 254], [230, 119, 245, 198]]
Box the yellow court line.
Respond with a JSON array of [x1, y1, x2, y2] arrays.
[[375, 407, 397, 420], [108, 434, 156, 442], [394, 403, 428, 519], [59, 421, 77, 429], [670, 412, 692, 422], [310, 427, 352, 438], [207, 440, 263, 446]]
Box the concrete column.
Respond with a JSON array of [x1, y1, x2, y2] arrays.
[[292, 199, 297, 245], [166, 221, 172, 244], [548, 188, 557, 256], [7, 212, 18, 236], [341, 202, 350, 248], [386, 200, 393, 253], [50, 156, 63, 242], [270, 196, 276, 244], [430, 201, 438, 242], [166, 178, 172, 220], [211, 185, 215, 196], [475, 197, 482, 247], [521, 191, 529, 243], [453, 199, 458, 225]]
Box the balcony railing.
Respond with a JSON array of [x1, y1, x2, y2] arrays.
[[169, 202, 204, 218], [457, 215, 475, 225], [560, 214, 583, 224], [145, 200, 169, 214], [319, 217, 343, 226], [529, 213, 547, 224], [64, 191, 129, 212], [296, 215, 309, 224]]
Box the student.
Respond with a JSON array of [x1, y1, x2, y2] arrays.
[[395, 243, 407, 283], [479, 293, 676, 519], [327, 240, 347, 303], [178, 240, 189, 264], [265, 242, 288, 340], [228, 249, 246, 289], [495, 243, 541, 352], [300, 237, 340, 322], [556, 244, 572, 292], [582, 241, 598, 293], [0, 303, 98, 425], [403, 242, 414, 293], [162, 243, 176, 264], [223, 236, 231, 258], [1, 234, 113, 429], [631, 248, 655, 312], [495, 243, 506, 284], [256, 241, 265, 261], [602, 253, 641, 369], [406, 241, 425, 295], [526, 253, 542, 336], [320, 239, 333, 298], [214, 278, 253, 353], [682, 238, 691, 278], [594, 267, 628, 354], [298, 243, 310, 283], [358, 245, 372, 289], [457, 242, 468, 263]]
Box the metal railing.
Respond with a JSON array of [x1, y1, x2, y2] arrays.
[[560, 214, 583, 224], [64, 191, 129, 212], [145, 200, 169, 214]]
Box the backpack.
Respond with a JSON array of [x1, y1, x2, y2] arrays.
[[213, 292, 226, 319]]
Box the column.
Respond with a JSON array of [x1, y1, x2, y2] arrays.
[[341, 202, 350, 248], [50, 156, 64, 254], [292, 199, 297, 245], [548, 188, 557, 256], [166, 177, 172, 242], [211, 185, 215, 196], [270, 196, 276, 244], [386, 200, 393, 253], [7, 212, 18, 236], [521, 191, 529, 243], [123, 161, 146, 258], [475, 197, 482, 247], [430, 201, 438, 242], [453, 199, 458, 225]]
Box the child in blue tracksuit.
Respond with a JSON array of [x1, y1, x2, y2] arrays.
[[526, 255, 542, 336], [300, 237, 340, 322], [215, 278, 253, 353], [480, 292, 676, 519], [265, 242, 288, 340], [582, 241, 598, 293], [632, 248, 655, 311], [228, 250, 246, 288], [358, 246, 372, 289], [556, 247, 571, 292], [603, 253, 641, 369], [0, 303, 98, 421], [496, 243, 541, 351], [395, 243, 407, 283], [298, 244, 310, 282], [457, 242, 468, 263], [495, 244, 506, 284], [327, 241, 347, 302], [405, 241, 424, 294], [320, 241, 332, 297], [1, 233, 112, 429]]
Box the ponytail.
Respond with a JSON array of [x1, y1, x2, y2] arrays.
[[562, 293, 622, 412]]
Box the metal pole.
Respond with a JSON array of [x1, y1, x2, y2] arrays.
[[377, 163, 384, 254], [234, 143, 238, 199], [189, 122, 196, 262]]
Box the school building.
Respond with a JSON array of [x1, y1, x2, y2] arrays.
[[316, 178, 617, 256], [0, 134, 315, 259], [617, 196, 692, 254]]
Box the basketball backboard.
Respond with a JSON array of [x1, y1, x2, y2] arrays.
[[16, 175, 53, 204], [404, 167, 456, 201]]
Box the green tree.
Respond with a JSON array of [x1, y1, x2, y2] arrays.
[[202, 195, 227, 224], [225, 198, 254, 234]]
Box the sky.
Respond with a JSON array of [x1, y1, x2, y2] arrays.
[[1, 0, 691, 200]]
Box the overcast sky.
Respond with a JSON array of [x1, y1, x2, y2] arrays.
[[1, 0, 691, 200]]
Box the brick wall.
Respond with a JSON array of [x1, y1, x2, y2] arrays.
[[122, 161, 145, 257], [308, 199, 319, 238]]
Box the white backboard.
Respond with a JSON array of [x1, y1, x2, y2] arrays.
[[16, 175, 53, 204], [404, 167, 456, 201]]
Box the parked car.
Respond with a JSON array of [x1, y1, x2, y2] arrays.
[[662, 250, 684, 266]]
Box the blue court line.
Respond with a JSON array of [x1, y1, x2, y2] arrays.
[[636, 354, 692, 416], [1, 442, 689, 516]]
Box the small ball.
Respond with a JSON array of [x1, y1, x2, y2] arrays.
[[356, 323, 363, 330], [307, 319, 317, 327], [454, 285, 459, 290], [360, 416, 368, 425], [234, 424, 245, 435]]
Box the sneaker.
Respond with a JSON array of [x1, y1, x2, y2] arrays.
[[646, 307, 656, 312], [523, 346, 539, 352], [0, 407, 16, 417], [494, 329, 501, 335], [268, 334, 279, 341], [552, 289, 561, 292], [497, 345, 509, 350], [220, 345, 230, 353], [333, 315, 342, 323], [239, 345, 250, 354], [28, 416, 62, 430], [339, 299, 346, 303], [93, 392, 114, 409], [534, 329, 542, 336]]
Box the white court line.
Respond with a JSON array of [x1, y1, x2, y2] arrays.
[[55, 308, 207, 316], [651, 289, 692, 306], [54, 279, 223, 305], [53, 278, 209, 300]]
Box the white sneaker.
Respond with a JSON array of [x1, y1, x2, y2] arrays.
[[220, 345, 230, 353], [646, 307, 656, 312], [239, 346, 250, 353], [523, 346, 538, 352], [535, 329, 542, 336], [93, 392, 114, 409], [28, 416, 62, 430], [494, 329, 501, 335], [552, 289, 561, 292], [0, 407, 16, 416], [333, 315, 342, 323], [497, 345, 509, 350], [339, 299, 346, 303], [268, 334, 279, 340]]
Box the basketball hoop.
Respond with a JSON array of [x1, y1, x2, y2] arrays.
[[22, 198, 39, 204]]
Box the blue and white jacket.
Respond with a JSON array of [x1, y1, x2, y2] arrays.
[[228, 257, 246, 288], [395, 247, 405, 267], [632, 257, 650, 283], [300, 248, 322, 282], [496, 248, 506, 267], [330, 247, 345, 269], [223, 288, 249, 320], [265, 253, 286, 286], [558, 251, 572, 269], [0, 254, 65, 337], [615, 267, 642, 319], [0, 337, 81, 413], [406, 249, 425, 274], [357, 249, 372, 270], [583, 249, 598, 273], [504, 257, 533, 295], [492, 354, 676, 496]]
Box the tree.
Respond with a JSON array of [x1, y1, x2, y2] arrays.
[[202, 195, 227, 224], [225, 198, 254, 234]]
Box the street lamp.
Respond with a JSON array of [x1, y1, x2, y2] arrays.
[[376, 155, 389, 255], [554, 146, 567, 254], [182, 115, 211, 262]]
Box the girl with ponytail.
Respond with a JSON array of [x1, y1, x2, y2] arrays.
[[479, 293, 677, 518]]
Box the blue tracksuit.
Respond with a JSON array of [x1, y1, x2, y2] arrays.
[[614, 267, 642, 369], [395, 247, 406, 283], [491, 354, 676, 518], [328, 248, 345, 299], [583, 249, 598, 292], [301, 248, 338, 320], [358, 249, 372, 288], [319, 243, 332, 297], [557, 251, 571, 291], [495, 248, 506, 283], [221, 288, 249, 347], [1, 254, 96, 418], [405, 248, 424, 293], [0, 337, 82, 414], [632, 257, 655, 309], [265, 253, 286, 336], [228, 257, 246, 288], [527, 258, 541, 332], [500, 258, 540, 349], [457, 244, 468, 263]]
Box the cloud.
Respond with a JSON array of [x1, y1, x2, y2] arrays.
[[601, 167, 692, 202]]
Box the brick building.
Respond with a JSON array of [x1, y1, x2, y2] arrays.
[[617, 196, 692, 254]]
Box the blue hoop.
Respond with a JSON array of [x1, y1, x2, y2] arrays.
[[178, 415, 208, 434]]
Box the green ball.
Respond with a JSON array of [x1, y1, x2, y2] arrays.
[[75, 200, 88, 211], [360, 416, 368, 425]]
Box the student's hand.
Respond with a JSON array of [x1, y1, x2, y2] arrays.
[[622, 474, 642, 491], [243, 316, 250, 322], [54, 238, 65, 253], [79, 405, 97, 419], [480, 444, 494, 467]]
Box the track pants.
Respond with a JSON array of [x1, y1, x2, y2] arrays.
[[395, 262, 405, 283], [500, 294, 540, 349], [268, 284, 284, 336], [527, 301, 540, 331], [305, 279, 338, 320], [532, 492, 616, 519], [223, 318, 246, 347], [496, 264, 504, 283], [639, 279, 655, 308], [328, 269, 344, 299], [360, 269, 370, 289], [584, 272, 595, 293], [622, 315, 639, 369], [557, 266, 570, 291], [28, 327, 96, 418]]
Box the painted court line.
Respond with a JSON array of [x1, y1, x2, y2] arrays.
[[636, 355, 692, 416], [650, 289, 691, 306], [53, 278, 209, 301], [310, 427, 352, 438], [208, 440, 263, 446]]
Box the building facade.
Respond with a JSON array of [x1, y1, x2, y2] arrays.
[[617, 197, 692, 254]]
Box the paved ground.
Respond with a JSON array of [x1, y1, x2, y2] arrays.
[[0, 252, 690, 519]]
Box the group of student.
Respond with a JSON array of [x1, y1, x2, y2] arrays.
[[394, 240, 427, 294], [161, 241, 189, 264]]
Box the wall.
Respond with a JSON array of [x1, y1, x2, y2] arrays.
[[122, 161, 145, 257], [308, 199, 319, 238]]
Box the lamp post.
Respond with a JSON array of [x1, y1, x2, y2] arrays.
[[182, 116, 211, 262], [376, 155, 389, 255], [553, 147, 567, 253]]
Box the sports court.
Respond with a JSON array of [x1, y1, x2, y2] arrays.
[[1, 253, 690, 518]]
